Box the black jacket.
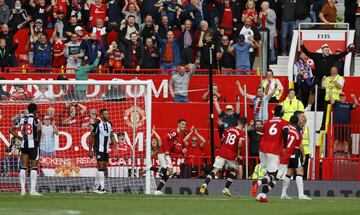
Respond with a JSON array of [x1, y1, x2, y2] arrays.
[[295, 0, 312, 20], [141, 46, 159, 69], [118, 30, 144, 68]]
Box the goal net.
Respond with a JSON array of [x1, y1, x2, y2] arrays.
[[0, 79, 155, 194]]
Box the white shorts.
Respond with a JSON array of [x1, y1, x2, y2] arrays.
[[259, 152, 280, 173], [213, 156, 238, 170], [276, 164, 288, 179], [157, 153, 172, 168]]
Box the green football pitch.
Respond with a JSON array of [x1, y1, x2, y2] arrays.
[[0, 193, 359, 215]]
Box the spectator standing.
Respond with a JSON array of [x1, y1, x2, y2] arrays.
[[158, 15, 175, 39], [30, 22, 55, 68], [85, 18, 112, 47], [330, 92, 358, 157], [155, 26, 181, 73], [80, 33, 106, 65], [122, 0, 141, 25], [52, 32, 65, 68], [321, 66, 345, 130], [235, 17, 261, 69], [40, 116, 58, 156], [54, 10, 66, 40], [169, 64, 196, 102], [118, 15, 139, 41], [178, 19, 195, 65], [107, 41, 123, 71], [213, 95, 240, 139], [65, 16, 79, 39], [74, 51, 101, 101], [280, 89, 305, 121], [261, 69, 284, 103], [8, 0, 29, 29], [242, 0, 258, 27], [0, 0, 10, 25], [0, 38, 16, 73], [202, 83, 223, 102], [333, 49, 345, 76], [0, 77, 10, 100], [259, 1, 277, 63], [10, 85, 33, 101], [280, 0, 296, 56], [218, 0, 236, 37], [185, 0, 203, 28], [216, 34, 235, 72], [319, 0, 337, 28], [295, 52, 313, 108], [89, 0, 107, 27], [108, 0, 124, 27], [64, 34, 84, 72], [32, 85, 54, 102], [197, 31, 217, 69], [247, 120, 262, 170], [118, 31, 144, 70], [29, 0, 53, 27], [142, 37, 159, 69], [182, 126, 206, 178], [237, 80, 277, 121], [139, 15, 155, 44], [141, 0, 160, 22], [61, 102, 86, 127], [228, 34, 257, 74], [102, 78, 126, 102], [295, 0, 313, 24], [68, 0, 82, 21], [0, 24, 20, 67], [82, 109, 98, 128], [344, 0, 356, 29]]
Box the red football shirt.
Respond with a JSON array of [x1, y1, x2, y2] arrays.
[[158, 129, 180, 154], [280, 125, 302, 165], [218, 126, 245, 160], [89, 3, 107, 27], [185, 144, 203, 165], [260, 117, 289, 155]]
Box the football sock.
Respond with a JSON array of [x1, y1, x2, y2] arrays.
[[94, 170, 100, 189], [98, 169, 105, 190], [156, 173, 169, 191], [281, 175, 291, 196], [30, 168, 38, 193], [258, 175, 271, 186], [225, 172, 236, 189], [204, 171, 216, 185], [296, 174, 304, 197], [262, 180, 277, 194], [20, 168, 26, 192], [150, 166, 159, 173]]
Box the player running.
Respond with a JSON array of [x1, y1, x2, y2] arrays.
[[88, 109, 118, 194], [199, 117, 247, 197], [251, 105, 289, 202], [280, 112, 312, 200], [10, 103, 42, 196], [143, 119, 187, 195]]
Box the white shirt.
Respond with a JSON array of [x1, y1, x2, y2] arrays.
[[33, 90, 54, 102], [40, 125, 56, 153], [240, 26, 255, 52]]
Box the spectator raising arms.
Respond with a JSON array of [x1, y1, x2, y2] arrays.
[[228, 34, 257, 74], [62, 102, 87, 127], [216, 35, 235, 72], [169, 64, 196, 102], [122, 0, 141, 25], [261, 69, 284, 103], [118, 31, 143, 70], [80, 33, 106, 65], [242, 0, 258, 27], [8, 0, 30, 29], [142, 37, 159, 69], [32, 85, 54, 102], [107, 41, 123, 71], [64, 34, 84, 73], [197, 31, 217, 69], [89, 0, 107, 27]]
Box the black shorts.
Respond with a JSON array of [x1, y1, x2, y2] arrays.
[[334, 126, 350, 142], [20, 148, 40, 160], [288, 153, 303, 169], [95, 151, 109, 162]]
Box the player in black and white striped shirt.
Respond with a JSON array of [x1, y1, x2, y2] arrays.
[[10, 103, 42, 196], [88, 109, 118, 194]]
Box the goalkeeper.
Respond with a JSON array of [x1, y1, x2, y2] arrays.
[[74, 51, 102, 101]]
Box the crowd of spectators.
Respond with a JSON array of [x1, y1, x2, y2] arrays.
[[0, 0, 357, 73]]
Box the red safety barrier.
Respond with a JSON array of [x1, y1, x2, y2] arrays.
[[5, 67, 110, 74], [327, 124, 360, 158], [321, 157, 360, 180]]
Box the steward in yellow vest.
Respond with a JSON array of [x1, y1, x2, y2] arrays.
[[281, 89, 304, 121], [322, 68, 345, 101]]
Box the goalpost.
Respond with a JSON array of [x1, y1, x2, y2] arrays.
[[0, 79, 155, 194]]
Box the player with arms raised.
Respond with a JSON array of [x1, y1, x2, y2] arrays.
[[199, 117, 247, 196], [251, 105, 288, 202], [144, 119, 187, 195], [10, 103, 42, 196], [88, 109, 118, 194]]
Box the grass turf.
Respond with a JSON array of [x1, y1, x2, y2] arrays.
[[0, 193, 359, 215]]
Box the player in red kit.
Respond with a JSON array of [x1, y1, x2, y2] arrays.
[[280, 112, 312, 200], [252, 105, 289, 202], [143, 119, 187, 195], [199, 117, 247, 197]]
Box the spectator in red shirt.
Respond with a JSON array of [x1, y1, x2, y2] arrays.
[[242, 0, 258, 27], [151, 126, 162, 157], [182, 126, 206, 178], [116, 132, 132, 158], [218, 0, 235, 37], [61, 102, 86, 127], [81, 108, 99, 128], [52, 32, 65, 68], [107, 41, 123, 71], [89, 0, 107, 27], [10, 85, 33, 101], [52, 0, 68, 17]]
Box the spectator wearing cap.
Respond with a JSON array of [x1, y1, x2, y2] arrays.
[[216, 34, 235, 72], [169, 64, 196, 102], [214, 94, 240, 139], [330, 92, 359, 157], [82, 109, 99, 128], [64, 33, 84, 72], [29, 0, 54, 27], [40, 115, 58, 156], [0, 0, 10, 25], [228, 34, 257, 75], [234, 16, 261, 69], [237, 80, 277, 122], [32, 85, 54, 102], [8, 0, 29, 29], [74, 26, 84, 39], [155, 25, 181, 74], [89, 0, 107, 27], [261, 69, 284, 103], [300, 40, 352, 111], [320, 66, 345, 130], [259, 1, 277, 63], [142, 37, 159, 69]]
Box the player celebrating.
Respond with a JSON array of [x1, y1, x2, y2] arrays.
[[199, 117, 247, 197], [144, 119, 187, 195], [251, 105, 289, 202], [88, 109, 118, 194], [10, 103, 42, 196], [280, 112, 312, 200]]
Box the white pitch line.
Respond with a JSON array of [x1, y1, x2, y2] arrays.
[[0, 208, 81, 215]]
